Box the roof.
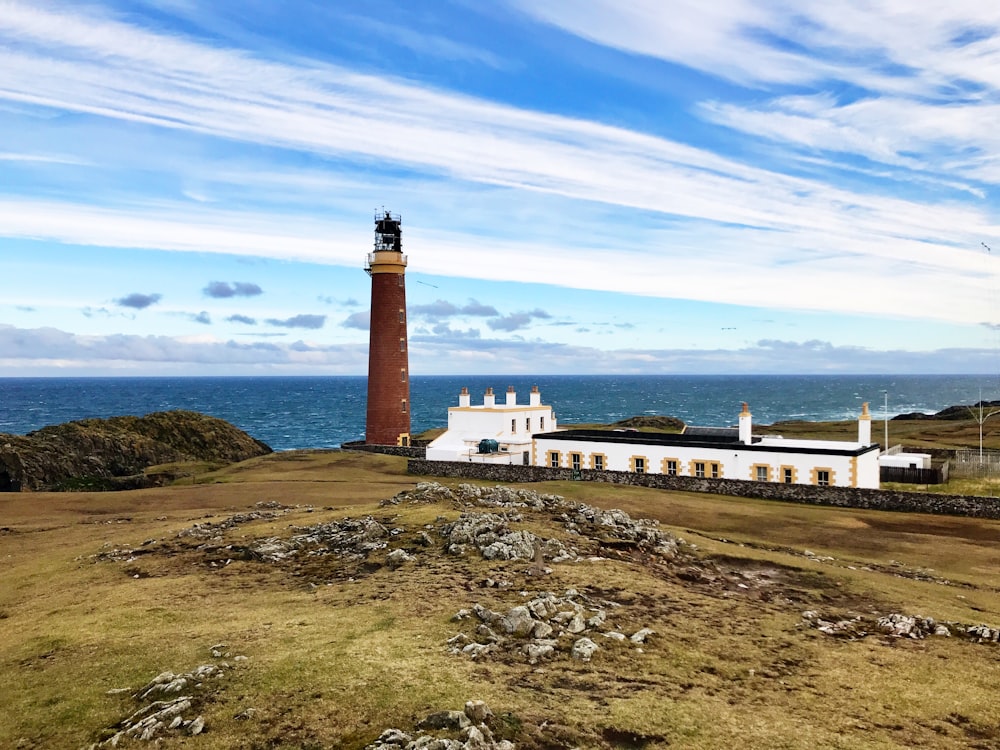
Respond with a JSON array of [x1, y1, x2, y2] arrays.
[[683, 425, 739, 438]]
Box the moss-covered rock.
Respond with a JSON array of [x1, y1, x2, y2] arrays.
[[0, 410, 271, 492]]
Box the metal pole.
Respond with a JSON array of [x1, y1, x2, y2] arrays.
[[883, 390, 888, 450]]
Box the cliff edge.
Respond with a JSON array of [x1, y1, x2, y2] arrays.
[[0, 410, 272, 492]]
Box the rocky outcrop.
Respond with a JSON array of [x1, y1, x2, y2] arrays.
[[89, 647, 250, 748], [366, 700, 513, 750], [0, 410, 271, 491]]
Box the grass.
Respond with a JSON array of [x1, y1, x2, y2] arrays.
[[3, 450, 1000, 749]]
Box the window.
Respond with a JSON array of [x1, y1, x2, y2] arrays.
[[401, 399, 407, 413], [512, 419, 517, 433], [548, 451, 560, 468], [783, 467, 793, 484], [540, 416, 545, 430], [571, 453, 582, 471], [633, 457, 645, 474], [756, 465, 768, 482], [398, 309, 405, 323], [400, 436, 409, 447], [593, 455, 604, 471], [399, 338, 406, 351], [400, 369, 406, 382], [817, 470, 830, 486], [526, 417, 531, 431], [711, 463, 720, 479], [666, 460, 678, 476], [694, 462, 706, 478], [397, 275, 404, 286]]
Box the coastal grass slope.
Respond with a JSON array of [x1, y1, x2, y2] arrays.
[[2, 451, 1000, 749]]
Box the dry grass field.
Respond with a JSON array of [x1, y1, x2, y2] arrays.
[[3, 449, 1000, 749]]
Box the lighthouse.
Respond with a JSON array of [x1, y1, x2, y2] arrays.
[[365, 210, 411, 446]]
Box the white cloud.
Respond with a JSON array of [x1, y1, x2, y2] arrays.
[[1, 1, 1000, 332]]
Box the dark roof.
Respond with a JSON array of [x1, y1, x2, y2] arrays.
[[683, 426, 739, 438], [533, 428, 879, 457]]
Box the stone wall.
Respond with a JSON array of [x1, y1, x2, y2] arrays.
[[342, 440, 427, 459], [407, 459, 1000, 520]]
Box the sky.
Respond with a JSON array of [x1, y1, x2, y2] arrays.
[[3, 0, 1000, 376]]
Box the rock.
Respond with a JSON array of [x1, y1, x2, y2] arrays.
[[417, 710, 471, 731], [368, 728, 412, 747], [463, 700, 493, 725], [571, 637, 599, 661], [386, 549, 412, 569], [564, 612, 587, 634], [602, 631, 627, 641], [629, 628, 655, 644], [188, 716, 205, 735], [499, 606, 536, 637], [524, 640, 557, 662], [531, 621, 554, 639], [876, 614, 919, 637]]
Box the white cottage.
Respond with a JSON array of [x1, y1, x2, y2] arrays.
[[425, 386, 557, 465], [532, 402, 881, 488]]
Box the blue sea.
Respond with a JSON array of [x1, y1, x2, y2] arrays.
[[1, 375, 998, 452]]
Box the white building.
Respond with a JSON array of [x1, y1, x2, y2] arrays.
[[880, 452, 932, 470], [532, 402, 880, 488], [427, 390, 881, 488], [425, 386, 557, 464]]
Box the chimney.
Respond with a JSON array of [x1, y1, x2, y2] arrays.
[[739, 402, 752, 445], [529, 385, 541, 407], [484, 387, 495, 408], [506, 385, 517, 406], [858, 401, 872, 444], [459, 386, 470, 408]]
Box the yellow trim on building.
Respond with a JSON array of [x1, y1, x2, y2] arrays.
[[810, 467, 835, 486], [569, 452, 584, 471], [629, 455, 648, 473], [779, 465, 798, 484], [547, 450, 561, 469], [687, 459, 722, 478], [661, 457, 681, 476], [589, 452, 607, 471], [751, 463, 772, 482], [849, 456, 858, 487]]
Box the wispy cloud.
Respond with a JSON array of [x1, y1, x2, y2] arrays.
[[488, 309, 551, 332], [226, 314, 257, 325], [266, 314, 326, 329], [0, 0, 999, 330]]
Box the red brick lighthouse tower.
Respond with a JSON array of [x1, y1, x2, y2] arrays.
[[365, 210, 410, 446]]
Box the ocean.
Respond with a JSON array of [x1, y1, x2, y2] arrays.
[[1, 374, 997, 452]]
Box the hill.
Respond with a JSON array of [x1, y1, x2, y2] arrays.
[[0, 410, 271, 491]]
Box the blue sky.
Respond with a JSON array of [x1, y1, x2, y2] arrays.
[[3, 0, 1000, 376]]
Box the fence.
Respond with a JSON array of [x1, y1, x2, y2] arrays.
[[950, 449, 1000, 479], [880, 463, 948, 485]]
